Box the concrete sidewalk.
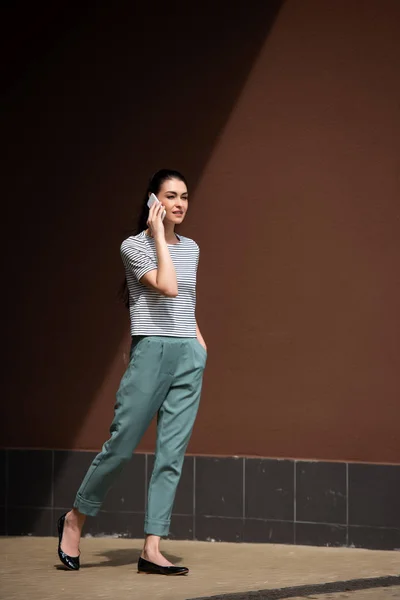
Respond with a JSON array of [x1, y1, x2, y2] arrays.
[[0, 537, 399, 600]]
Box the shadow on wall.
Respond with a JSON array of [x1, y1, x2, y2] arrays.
[[1, 2, 284, 529]]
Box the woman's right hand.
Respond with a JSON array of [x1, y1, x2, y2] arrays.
[[147, 200, 165, 240]]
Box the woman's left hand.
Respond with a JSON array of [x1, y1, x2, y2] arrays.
[[196, 321, 207, 353]]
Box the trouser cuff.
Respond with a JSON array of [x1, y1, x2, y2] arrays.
[[73, 493, 102, 517], [144, 518, 170, 537]]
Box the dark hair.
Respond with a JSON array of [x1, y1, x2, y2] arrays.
[[119, 169, 188, 308]]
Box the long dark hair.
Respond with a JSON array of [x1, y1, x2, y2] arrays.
[[120, 169, 188, 308]]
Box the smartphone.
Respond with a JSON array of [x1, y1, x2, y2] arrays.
[[147, 193, 166, 220]]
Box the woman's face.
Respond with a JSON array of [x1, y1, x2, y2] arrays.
[[155, 178, 188, 225]]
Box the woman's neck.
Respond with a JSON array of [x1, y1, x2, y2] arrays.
[[146, 223, 179, 244], [164, 222, 177, 243]]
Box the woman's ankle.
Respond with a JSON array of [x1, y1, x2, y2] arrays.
[[143, 534, 161, 555], [66, 508, 86, 529]]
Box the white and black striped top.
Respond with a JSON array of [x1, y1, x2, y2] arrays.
[[120, 231, 199, 337]]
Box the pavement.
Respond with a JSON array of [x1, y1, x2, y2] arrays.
[[0, 536, 399, 600]]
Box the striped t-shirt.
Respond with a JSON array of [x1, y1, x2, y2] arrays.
[[120, 230, 199, 337]]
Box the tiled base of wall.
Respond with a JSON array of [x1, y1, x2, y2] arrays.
[[0, 450, 399, 550]]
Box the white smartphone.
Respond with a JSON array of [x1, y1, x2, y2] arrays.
[[147, 193, 166, 220]]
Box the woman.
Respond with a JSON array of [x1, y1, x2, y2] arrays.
[[57, 169, 207, 575]]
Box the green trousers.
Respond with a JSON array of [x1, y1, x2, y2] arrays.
[[74, 335, 206, 537]]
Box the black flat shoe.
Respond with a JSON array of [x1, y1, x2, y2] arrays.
[[57, 513, 80, 571], [137, 556, 189, 576]]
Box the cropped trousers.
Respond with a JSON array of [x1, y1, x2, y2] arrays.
[[73, 335, 206, 537]]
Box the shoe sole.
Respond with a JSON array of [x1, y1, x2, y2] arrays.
[[137, 570, 188, 576]]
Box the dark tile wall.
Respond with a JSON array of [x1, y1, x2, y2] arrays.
[[196, 457, 243, 519], [1, 450, 399, 550], [0, 450, 6, 507], [245, 458, 294, 522], [295, 461, 346, 525]]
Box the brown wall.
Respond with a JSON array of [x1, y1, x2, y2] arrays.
[[2, 0, 400, 464]]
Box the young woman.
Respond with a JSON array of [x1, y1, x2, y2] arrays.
[[57, 169, 207, 575]]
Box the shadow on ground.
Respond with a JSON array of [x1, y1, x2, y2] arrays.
[[191, 575, 400, 600]]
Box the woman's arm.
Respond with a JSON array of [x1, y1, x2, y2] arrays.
[[140, 237, 178, 297], [140, 201, 178, 297]]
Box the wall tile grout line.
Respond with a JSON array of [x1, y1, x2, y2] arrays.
[[2, 508, 352, 528], [7, 505, 59, 511], [192, 456, 196, 540], [7, 509, 399, 530], [346, 462, 349, 546], [238, 517, 295, 524], [51, 450, 55, 512], [5, 449, 8, 535], [293, 460, 297, 544], [242, 457, 246, 520], [293, 519, 347, 527], [339, 524, 400, 531]]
